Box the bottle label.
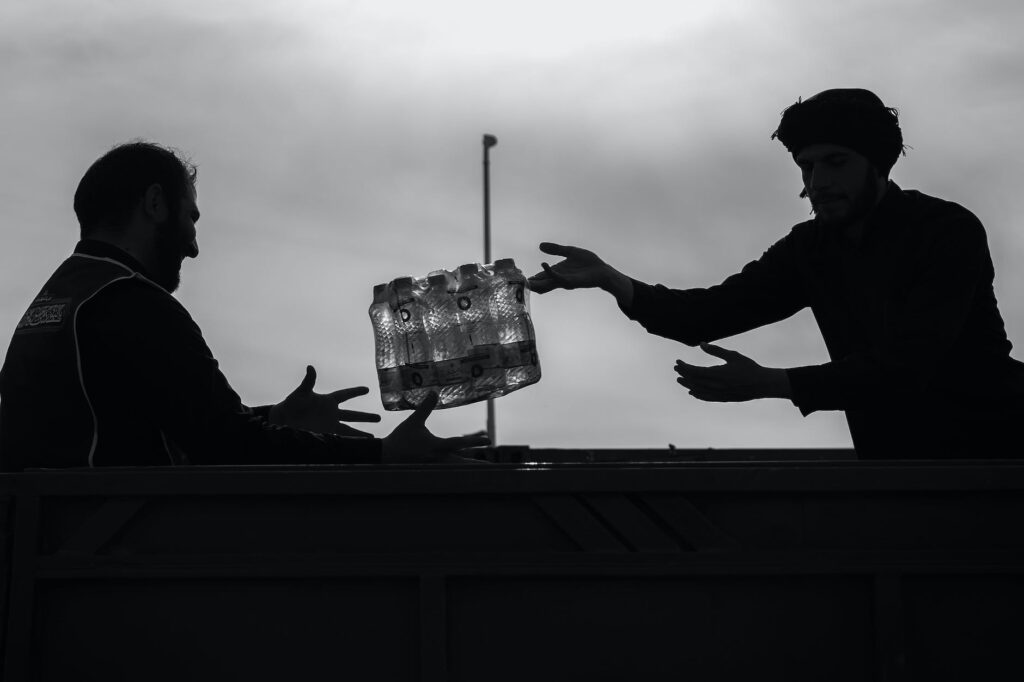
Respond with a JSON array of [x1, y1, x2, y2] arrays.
[[461, 348, 503, 387], [377, 367, 402, 393], [497, 340, 537, 367], [499, 342, 522, 368], [435, 359, 464, 386], [518, 339, 538, 366], [466, 344, 500, 369], [400, 362, 438, 390]]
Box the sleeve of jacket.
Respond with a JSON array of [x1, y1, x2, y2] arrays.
[[102, 282, 382, 464], [787, 207, 991, 415], [621, 227, 811, 345]]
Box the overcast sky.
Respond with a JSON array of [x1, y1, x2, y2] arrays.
[[2, 0, 1023, 451]]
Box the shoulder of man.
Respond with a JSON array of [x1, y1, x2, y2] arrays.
[[79, 273, 201, 337], [772, 215, 824, 253], [898, 187, 987, 245]]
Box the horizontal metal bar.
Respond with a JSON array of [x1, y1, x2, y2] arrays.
[[33, 550, 1024, 580], [5, 459, 1024, 497]]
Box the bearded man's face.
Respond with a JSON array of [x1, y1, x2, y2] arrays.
[[795, 144, 884, 227], [153, 186, 199, 293]]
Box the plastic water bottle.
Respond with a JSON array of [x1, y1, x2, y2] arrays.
[[369, 259, 541, 410], [490, 258, 541, 392], [456, 263, 505, 401], [368, 283, 403, 410], [422, 271, 470, 406], [393, 276, 436, 407]]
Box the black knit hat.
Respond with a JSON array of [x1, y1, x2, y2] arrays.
[[771, 88, 906, 175]]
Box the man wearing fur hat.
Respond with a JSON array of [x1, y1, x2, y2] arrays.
[[530, 88, 1024, 459]]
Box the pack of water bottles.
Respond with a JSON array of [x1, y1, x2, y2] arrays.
[[369, 258, 541, 410]]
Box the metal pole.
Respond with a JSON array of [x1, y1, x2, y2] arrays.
[[483, 134, 498, 445]]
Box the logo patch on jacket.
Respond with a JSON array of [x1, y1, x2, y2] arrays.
[[16, 294, 71, 333]]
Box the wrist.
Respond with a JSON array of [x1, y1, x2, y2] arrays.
[[765, 368, 792, 399], [601, 268, 634, 308]]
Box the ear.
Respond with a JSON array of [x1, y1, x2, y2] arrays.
[[140, 183, 170, 223], [872, 166, 889, 191]]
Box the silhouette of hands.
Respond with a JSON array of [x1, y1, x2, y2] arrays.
[[382, 393, 491, 463], [675, 343, 792, 402], [269, 365, 381, 437], [528, 242, 611, 294]]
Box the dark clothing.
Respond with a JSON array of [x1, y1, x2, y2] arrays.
[[0, 240, 382, 470], [625, 182, 1024, 458]]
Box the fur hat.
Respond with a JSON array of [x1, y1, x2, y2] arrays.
[[771, 88, 906, 175]]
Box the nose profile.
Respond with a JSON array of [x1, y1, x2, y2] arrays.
[[808, 163, 827, 190]]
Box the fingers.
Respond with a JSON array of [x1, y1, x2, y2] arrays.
[[527, 262, 568, 294], [699, 342, 744, 362], [674, 359, 724, 381], [676, 379, 732, 402], [675, 374, 727, 392], [298, 365, 317, 392], [329, 386, 371, 402], [527, 268, 558, 294], [406, 391, 439, 427], [337, 409, 382, 423], [541, 262, 573, 288], [674, 360, 728, 391], [539, 242, 575, 257]]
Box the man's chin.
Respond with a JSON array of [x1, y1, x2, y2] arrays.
[[813, 208, 853, 227], [153, 265, 182, 293], [157, 275, 181, 294]]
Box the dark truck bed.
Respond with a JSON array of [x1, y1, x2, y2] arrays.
[[2, 450, 1022, 680]]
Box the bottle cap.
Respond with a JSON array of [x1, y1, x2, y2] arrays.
[[372, 283, 388, 303], [494, 258, 517, 271], [427, 273, 449, 289], [392, 276, 414, 292], [457, 264, 482, 291]]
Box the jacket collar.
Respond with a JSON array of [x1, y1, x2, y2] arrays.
[[73, 239, 153, 280]]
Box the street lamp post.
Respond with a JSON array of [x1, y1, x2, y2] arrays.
[[483, 134, 498, 445]]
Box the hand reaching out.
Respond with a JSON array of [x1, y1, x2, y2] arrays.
[[527, 242, 612, 294], [382, 392, 491, 463], [675, 343, 792, 402], [527, 242, 635, 306], [269, 365, 381, 437]]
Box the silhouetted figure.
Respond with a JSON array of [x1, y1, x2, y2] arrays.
[[0, 141, 486, 471], [531, 89, 1024, 458]]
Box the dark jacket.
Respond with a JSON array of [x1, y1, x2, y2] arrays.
[[0, 240, 382, 470], [625, 183, 1024, 458]]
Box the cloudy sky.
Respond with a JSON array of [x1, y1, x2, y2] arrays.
[[2, 0, 1023, 451]]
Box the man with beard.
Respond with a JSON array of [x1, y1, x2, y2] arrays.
[[0, 141, 487, 470], [529, 88, 1024, 458]]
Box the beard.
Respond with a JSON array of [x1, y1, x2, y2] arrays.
[[152, 218, 185, 293], [809, 168, 881, 228]]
